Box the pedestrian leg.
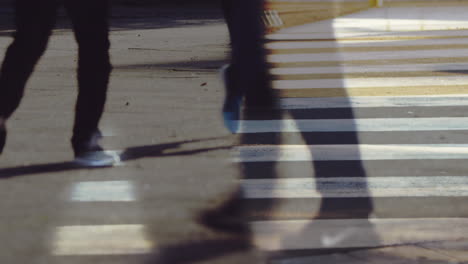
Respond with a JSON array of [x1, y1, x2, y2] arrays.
[[0, 0, 58, 153], [223, 0, 273, 107], [64, 0, 112, 156]]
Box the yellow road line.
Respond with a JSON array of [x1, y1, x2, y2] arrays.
[[369, 0, 383, 7], [384, 1, 468, 8], [277, 85, 468, 98]]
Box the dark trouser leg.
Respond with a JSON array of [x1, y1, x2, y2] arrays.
[[221, 0, 273, 107], [64, 0, 111, 155], [0, 0, 57, 118]]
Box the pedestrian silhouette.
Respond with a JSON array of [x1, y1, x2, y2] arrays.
[[0, 0, 117, 166]]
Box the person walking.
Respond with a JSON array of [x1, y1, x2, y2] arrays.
[[0, 0, 116, 167], [198, 0, 276, 234], [220, 0, 276, 133]]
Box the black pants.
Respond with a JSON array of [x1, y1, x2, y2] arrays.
[[221, 0, 274, 107], [0, 0, 111, 154]]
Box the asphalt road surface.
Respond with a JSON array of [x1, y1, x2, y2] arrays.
[[1, 1, 468, 264]]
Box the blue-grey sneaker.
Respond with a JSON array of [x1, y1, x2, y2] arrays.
[[220, 64, 242, 133], [73, 131, 119, 167], [74, 150, 119, 167]]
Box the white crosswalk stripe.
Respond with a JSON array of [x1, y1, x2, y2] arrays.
[[237, 117, 468, 133], [272, 76, 468, 89], [241, 176, 468, 198], [266, 38, 468, 50], [70, 181, 136, 202], [268, 49, 468, 63], [270, 63, 468, 75], [266, 30, 468, 41], [279, 95, 468, 109], [235, 144, 468, 162], [52, 225, 153, 256]]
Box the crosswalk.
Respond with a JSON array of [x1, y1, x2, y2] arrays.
[[42, 3, 468, 263], [236, 10, 468, 253], [51, 179, 151, 257]]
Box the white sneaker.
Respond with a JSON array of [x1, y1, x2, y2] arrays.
[[74, 150, 120, 167]]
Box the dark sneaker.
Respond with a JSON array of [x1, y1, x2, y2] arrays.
[[197, 194, 250, 235], [0, 118, 6, 154], [220, 64, 243, 133], [198, 208, 250, 235], [74, 150, 119, 167]]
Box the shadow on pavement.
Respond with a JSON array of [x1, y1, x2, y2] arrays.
[[146, 238, 251, 264], [0, 137, 230, 179], [113, 58, 227, 72]]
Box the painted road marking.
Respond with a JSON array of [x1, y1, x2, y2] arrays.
[[325, 18, 468, 32], [276, 86, 468, 97], [270, 63, 468, 75], [278, 6, 468, 33], [279, 95, 468, 109], [241, 176, 468, 198], [71, 181, 136, 202], [266, 30, 468, 41], [51, 225, 153, 255], [271, 58, 468, 68], [235, 144, 468, 162], [251, 218, 468, 250], [267, 49, 468, 63], [265, 38, 468, 50], [272, 76, 468, 89], [237, 117, 468, 133]]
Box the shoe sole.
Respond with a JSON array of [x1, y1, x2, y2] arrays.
[[74, 158, 115, 167], [74, 151, 121, 167]]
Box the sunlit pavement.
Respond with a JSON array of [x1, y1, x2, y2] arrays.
[[2, 1, 468, 264]]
